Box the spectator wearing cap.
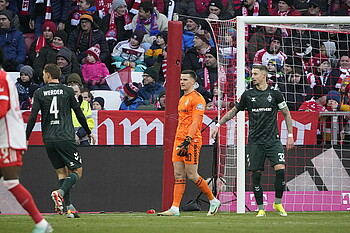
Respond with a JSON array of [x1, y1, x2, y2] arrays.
[[15, 65, 40, 110], [138, 67, 165, 105], [82, 44, 110, 90], [128, 0, 165, 16], [156, 89, 165, 110], [266, 58, 284, 86], [28, 21, 57, 65], [235, 0, 270, 41], [144, 31, 167, 67], [248, 26, 283, 63], [33, 30, 81, 84], [30, 0, 71, 38], [200, 0, 233, 20], [67, 73, 83, 88], [193, 0, 230, 15], [182, 16, 203, 52], [29, 0, 71, 38], [270, 0, 301, 16], [101, 0, 132, 52], [326, 90, 342, 110], [183, 30, 212, 71], [67, 13, 109, 64], [111, 29, 147, 72], [66, 0, 102, 35], [303, 0, 326, 16], [0, 10, 25, 72], [92, 97, 105, 110], [119, 82, 143, 110], [253, 37, 287, 68], [332, 0, 350, 16], [0, 0, 20, 30], [56, 47, 82, 84], [131, 1, 168, 51], [307, 54, 334, 93]]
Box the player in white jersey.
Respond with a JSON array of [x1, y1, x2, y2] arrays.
[[0, 48, 53, 233]]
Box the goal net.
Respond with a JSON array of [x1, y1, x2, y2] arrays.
[[204, 16, 350, 213]]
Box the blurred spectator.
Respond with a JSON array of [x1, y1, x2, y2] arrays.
[[67, 14, 109, 64], [111, 29, 146, 72], [0, 10, 25, 72], [326, 90, 341, 111], [33, 30, 81, 84], [56, 47, 82, 84], [30, 0, 71, 38], [145, 31, 167, 67], [333, 54, 350, 90], [248, 26, 281, 63], [28, 21, 57, 66], [298, 94, 327, 112], [320, 41, 338, 68], [15, 65, 40, 110], [302, 0, 326, 16], [194, 0, 230, 14], [92, 96, 105, 110], [69, 83, 94, 145], [0, 0, 20, 30], [80, 87, 93, 107], [279, 67, 312, 111], [119, 82, 143, 110], [153, 47, 167, 84], [138, 67, 165, 105], [82, 44, 110, 90], [66, 0, 102, 35], [196, 47, 218, 93], [253, 37, 287, 67], [182, 30, 211, 71], [332, 0, 350, 15], [200, 0, 233, 20], [266, 58, 283, 87], [131, 0, 168, 51], [67, 72, 83, 88], [128, 0, 165, 16], [102, 0, 133, 52], [182, 16, 203, 52], [234, 0, 270, 40], [164, 0, 197, 20], [156, 89, 165, 110]]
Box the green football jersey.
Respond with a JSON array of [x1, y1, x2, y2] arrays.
[[31, 83, 79, 142], [235, 86, 287, 144]]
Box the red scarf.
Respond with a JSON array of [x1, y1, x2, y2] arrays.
[[20, 0, 30, 15], [45, 0, 52, 21], [242, 2, 259, 41], [35, 35, 47, 54], [106, 10, 132, 41], [50, 43, 62, 51], [277, 9, 291, 36], [130, 0, 141, 15]]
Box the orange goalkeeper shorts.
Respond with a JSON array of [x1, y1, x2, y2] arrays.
[[172, 138, 202, 165]]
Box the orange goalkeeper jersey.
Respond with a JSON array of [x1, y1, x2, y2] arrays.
[[175, 90, 206, 140]]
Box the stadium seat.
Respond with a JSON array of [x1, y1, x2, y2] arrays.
[[90, 90, 121, 110], [23, 33, 36, 54]]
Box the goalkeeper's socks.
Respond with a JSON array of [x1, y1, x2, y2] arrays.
[[195, 176, 215, 201], [275, 198, 282, 205], [172, 179, 186, 207], [59, 178, 71, 206], [60, 172, 79, 196], [209, 197, 220, 204]]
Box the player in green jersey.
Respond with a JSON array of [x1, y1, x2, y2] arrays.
[[26, 64, 96, 218], [211, 65, 294, 217]]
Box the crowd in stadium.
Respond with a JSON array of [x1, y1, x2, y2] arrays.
[[3, 1, 350, 118]]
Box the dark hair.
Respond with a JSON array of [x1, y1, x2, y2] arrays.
[[86, 0, 95, 6], [81, 87, 93, 98], [181, 70, 197, 81], [252, 65, 268, 73], [139, 1, 154, 14], [43, 63, 61, 80]]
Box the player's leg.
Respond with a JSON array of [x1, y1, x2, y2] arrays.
[[267, 143, 287, 216], [247, 144, 266, 217], [157, 161, 185, 216], [185, 140, 220, 216], [1, 165, 52, 233]]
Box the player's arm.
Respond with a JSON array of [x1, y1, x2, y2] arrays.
[[0, 77, 10, 119], [280, 103, 294, 151], [26, 91, 41, 140], [210, 106, 239, 140]]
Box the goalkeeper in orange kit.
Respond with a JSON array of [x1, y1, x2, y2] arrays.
[[157, 70, 221, 216]]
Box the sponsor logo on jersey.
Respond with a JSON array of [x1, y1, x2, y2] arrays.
[[185, 100, 189, 106], [252, 107, 272, 112], [251, 97, 256, 102], [267, 94, 272, 102], [196, 103, 204, 111]]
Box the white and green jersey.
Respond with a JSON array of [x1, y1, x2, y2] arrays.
[[235, 85, 287, 144]]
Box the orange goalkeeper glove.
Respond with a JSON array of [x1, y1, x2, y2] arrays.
[[176, 136, 192, 157]]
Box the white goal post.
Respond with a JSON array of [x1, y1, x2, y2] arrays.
[[235, 16, 350, 213]]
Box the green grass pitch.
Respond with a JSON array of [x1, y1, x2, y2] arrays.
[[1, 211, 349, 233]]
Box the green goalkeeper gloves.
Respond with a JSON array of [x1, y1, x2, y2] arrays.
[[176, 136, 192, 157]]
